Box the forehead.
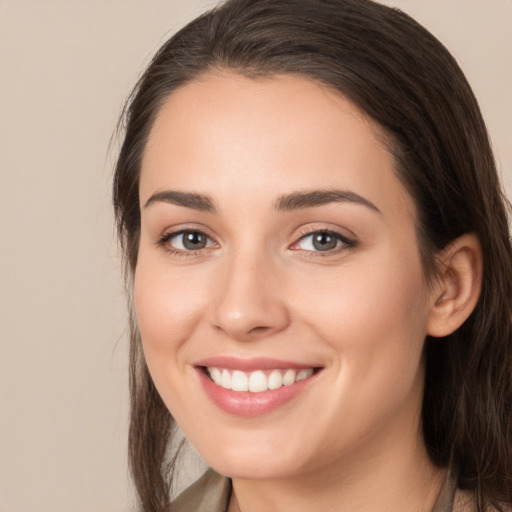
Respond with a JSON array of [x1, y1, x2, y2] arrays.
[[140, 72, 413, 218], [143, 72, 384, 168]]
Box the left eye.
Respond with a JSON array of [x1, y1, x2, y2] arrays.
[[294, 231, 348, 252]]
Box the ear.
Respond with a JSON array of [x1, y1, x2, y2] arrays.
[[427, 233, 483, 338]]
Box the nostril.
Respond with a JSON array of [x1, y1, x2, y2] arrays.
[[248, 325, 271, 334], [213, 323, 272, 336]]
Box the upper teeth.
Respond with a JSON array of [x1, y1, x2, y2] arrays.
[[206, 367, 314, 393]]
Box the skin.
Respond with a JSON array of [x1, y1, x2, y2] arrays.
[[135, 72, 472, 511]]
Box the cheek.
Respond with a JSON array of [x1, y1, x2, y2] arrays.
[[133, 252, 208, 368], [133, 254, 214, 423], [296, 247, 429, 383], [289, 252, 429, 453]]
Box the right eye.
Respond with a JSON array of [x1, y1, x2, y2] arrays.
[[158, 230, 216, 253]]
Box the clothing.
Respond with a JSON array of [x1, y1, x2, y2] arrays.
[[171, 470, 231, 512], [170, 468, 466, 512]]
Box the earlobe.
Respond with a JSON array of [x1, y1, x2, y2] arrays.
[[426, 233, 483, 338]]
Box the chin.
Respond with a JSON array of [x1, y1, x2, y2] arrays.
[[196, 436, 306, 480], [210, 457, 297, 481]]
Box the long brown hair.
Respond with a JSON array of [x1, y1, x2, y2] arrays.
[[113, 1, 512, 510]]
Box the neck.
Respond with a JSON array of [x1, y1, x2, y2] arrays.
[[229, 426, 447, 512]]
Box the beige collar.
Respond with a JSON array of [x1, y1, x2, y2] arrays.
[[171, 467, 457, 512]]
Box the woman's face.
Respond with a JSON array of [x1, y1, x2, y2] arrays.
[[135, 73, 435, 480]]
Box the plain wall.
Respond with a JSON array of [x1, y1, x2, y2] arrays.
[[0, 1, 510, 511]]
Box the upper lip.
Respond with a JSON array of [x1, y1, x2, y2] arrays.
[[194, 356, 322, 372]]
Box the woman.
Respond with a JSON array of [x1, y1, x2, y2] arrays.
[[113, 0, 512, 510]]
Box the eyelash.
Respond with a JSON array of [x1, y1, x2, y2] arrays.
[[156, 228, 357, 258]]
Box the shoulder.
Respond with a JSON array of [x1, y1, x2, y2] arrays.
[[170, 469, 231, 512]]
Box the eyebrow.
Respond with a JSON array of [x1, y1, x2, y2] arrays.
[[144, 190, 216, 212], [275, 189, 381, 214], [143, 188, 380, 215]]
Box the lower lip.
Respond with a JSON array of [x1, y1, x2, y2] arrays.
[[196, 367, 319, 417]]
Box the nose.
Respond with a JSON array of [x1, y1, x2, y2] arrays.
[[210, 251, 290, 341]]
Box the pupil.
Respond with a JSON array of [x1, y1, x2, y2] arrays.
[[183, 232, 206, 250], [313, 232, 337, 251]]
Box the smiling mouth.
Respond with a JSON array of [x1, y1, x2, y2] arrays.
[[203, 367, 318, 393]]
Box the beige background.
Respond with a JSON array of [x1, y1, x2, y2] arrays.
[[0, 1, 510, 511]]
